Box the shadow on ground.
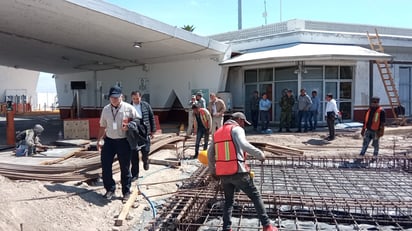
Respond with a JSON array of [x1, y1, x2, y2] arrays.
[[44, 183, 109, 207]]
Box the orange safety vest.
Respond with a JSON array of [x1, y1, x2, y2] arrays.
[[214, 124, 248, 176], [199, 108, 210, 129], [364, 107, 382, 131]]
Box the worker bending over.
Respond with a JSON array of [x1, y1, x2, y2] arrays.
[[208, 112, 277, 231], [15, 124, 48, 156]]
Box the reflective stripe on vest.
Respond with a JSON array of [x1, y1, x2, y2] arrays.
[[199, 109, 210, 129], [214, 124, 240, 176], [364, 107, 382, 131]]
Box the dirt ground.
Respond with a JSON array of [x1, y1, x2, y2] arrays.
[[0, 125, 411, 231]]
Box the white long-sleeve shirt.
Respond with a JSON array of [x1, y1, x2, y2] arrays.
[[324, 99, 339, 116]]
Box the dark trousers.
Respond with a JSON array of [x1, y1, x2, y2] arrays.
[[251, 110, 259, 130], [326, 115, 336, 139], [260, 110, 270, 130], [194, 127, 209, 158], [308, 110, 318, 130], [131, 138, 151, 178], [279, 110, 292, 130], [297, 110, 309, 131], [221, 173, 270, 230], [101, 137, 131, 195]]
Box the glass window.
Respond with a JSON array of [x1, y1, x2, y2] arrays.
[[245, 69, 257, 83], [259, 68, 273, 81], [340, 66, 353, 79], [339, 82, 352, 100], [339, 102, 352, 120], [302, 66, 323, 80], [325, 66, 338, 79], [275, 67, 297, 81]]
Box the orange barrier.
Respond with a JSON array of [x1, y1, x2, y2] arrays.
[[6, 111, 15, 145]]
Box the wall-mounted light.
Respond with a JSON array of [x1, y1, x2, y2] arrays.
[[133, 42, 142, 48], [294, 61, 307, 74]]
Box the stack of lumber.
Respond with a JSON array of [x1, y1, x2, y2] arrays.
[[251, 141, 304, 157], [0, 135, 187, 182]]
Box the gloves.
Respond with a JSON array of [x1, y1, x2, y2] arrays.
[[361, 128, 365, 137], [377, 126, 384, 137]]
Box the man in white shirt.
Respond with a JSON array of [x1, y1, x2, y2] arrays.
[[324, 93, 340, 141], [97, 86, 138, 202]]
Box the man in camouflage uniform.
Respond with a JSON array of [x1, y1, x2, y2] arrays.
[[278, 89, 295, 132]]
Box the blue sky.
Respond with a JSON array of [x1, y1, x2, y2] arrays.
[[104, 0, 412, 36]]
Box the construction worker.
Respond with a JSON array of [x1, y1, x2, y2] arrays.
[[192, 104, 212, 159], [207, 112, 277, 231], [360, 96, 386, 157], [15, 124, 48, 156], [186, 95, 197, 135], [278, 89, 294, 132]]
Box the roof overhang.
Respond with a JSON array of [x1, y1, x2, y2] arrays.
[[0, 0, 228, 74], [221, 44, 392, 67]]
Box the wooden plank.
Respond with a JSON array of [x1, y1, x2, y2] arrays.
[[115, 189, 140, 226], [40, 148, 83, 165], [251, 141, 304, 154], [149, 136, 185, 155], [149, 159, 180, 168]]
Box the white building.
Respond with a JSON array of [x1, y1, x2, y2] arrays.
[[0, 66, 39, 113]]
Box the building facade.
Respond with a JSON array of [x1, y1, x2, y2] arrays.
[[212, 19, 412, 123]]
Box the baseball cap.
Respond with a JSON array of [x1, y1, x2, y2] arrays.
[[108, 86, 122, 98], [231, 112, 251, 125]]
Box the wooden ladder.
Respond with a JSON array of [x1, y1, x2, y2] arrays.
[[367, 29, 405, 124]]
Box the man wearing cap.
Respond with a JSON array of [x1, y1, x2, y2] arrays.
[[195, 92, 206, 109], [186, 95, 197, 135], [192, 104, 212, 159], [359, 97, 386, 157], [207, 112, 277, 231], [15, 124, 47, 156], [97, 86, 138, 202]]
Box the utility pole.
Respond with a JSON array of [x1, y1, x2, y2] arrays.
[[238, 0, 242, 30]]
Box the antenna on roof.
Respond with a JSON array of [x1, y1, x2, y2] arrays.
[[263, 0, 268, 25]]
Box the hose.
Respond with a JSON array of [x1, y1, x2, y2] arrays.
[[136, 166, 172, 219]]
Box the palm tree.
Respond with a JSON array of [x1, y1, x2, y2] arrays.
[[181, 25, 195, 32]]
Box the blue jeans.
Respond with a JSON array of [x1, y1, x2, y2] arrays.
[[308, 110, 318, 130], [297, 110, 309, 131], [194, 127, 209, 158], [260, 110, 270, 130], [360, 130, 380, 156], [221, 173, 271, 230], [101, 137, 132, 195]]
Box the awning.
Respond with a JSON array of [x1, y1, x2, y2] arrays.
[[221, 44, 392, 66]]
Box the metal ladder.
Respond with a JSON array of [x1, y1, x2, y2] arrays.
[[367, 29, 405, 124]]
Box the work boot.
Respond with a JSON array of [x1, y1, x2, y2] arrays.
[[263, 224, 278, 231], [103, 190, 115, 200], [122, 192, 131, 204], [143, 160, 150, 171]]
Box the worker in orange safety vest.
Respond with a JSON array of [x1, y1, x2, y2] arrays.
[[207, 112, 277, 231], [360, 96, 386, 156], [192, 104, 212, 159]]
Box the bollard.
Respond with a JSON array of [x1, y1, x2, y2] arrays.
[[6, 110, 15, 145]]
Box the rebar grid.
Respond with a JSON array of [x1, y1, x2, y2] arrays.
[[148, 156, 412, 231]]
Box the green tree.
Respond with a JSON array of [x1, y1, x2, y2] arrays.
[[181, 25, 195, 32]]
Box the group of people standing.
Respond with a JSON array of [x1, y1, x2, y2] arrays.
[[250, 89, 325, 133], [97, 86, 156, 202]]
